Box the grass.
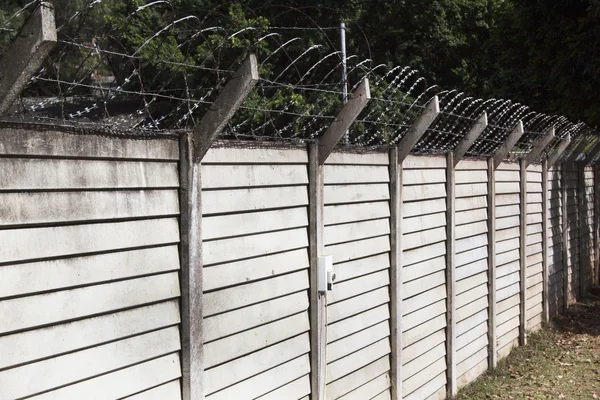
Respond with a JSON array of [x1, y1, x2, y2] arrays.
[[456, 288, 600, 400]]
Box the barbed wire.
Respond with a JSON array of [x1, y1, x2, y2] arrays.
[[268, 26, 339, 31], [0, 1, 597, 159], [57, 39, 235, 73]]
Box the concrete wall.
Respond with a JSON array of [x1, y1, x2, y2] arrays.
[[1, 128, 598, 400], [401, 155, 448, 400], [323, 151, 393, 399], [200, 147, 311, 400], [454, 159, 489, 389], [525, 164, 544, 332], [495, 162, 522, 360], [0, 128, 183, 399]]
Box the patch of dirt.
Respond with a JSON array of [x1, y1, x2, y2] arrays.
[[456, 288, 600, 399]]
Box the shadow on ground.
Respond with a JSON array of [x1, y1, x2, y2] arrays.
[[456, 289, 600, 399], [552, 288, 600, 338]]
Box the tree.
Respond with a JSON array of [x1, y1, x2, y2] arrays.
[[1, 0, 599, 130], [480, 0, 600, 127]]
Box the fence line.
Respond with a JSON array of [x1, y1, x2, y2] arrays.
[[1, 4, 600, 400], [0, 124, 598, 400]]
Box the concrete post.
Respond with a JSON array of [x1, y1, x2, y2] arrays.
[[493, 121, 524, 169], [318, 79, 370, 165], [519, 159, 528, 345], [179, 133, 204, 400], [561, 164, 569, 312], [453, 112, 488, 166], [445, 152, 457, 397], [487, 157, 498, 367], [578, 164, 586, 297], [565, 137, 591, 164], [396, 96, 440, 163], [525, 128, 555, 167], [193, 54, 259, 162], [581, 138, 600, 165], [180, 55, 259, 399], [542, 159, 550, 322], [389, 147, 403, 400], [309, 142, 326, 400], [0, 2, 57, 115], [548, 136, 571, 168]]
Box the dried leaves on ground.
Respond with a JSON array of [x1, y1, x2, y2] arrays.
[[457, 289, 600, 399]]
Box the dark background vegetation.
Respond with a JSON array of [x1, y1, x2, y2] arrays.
[[2, 0, 599, 130]]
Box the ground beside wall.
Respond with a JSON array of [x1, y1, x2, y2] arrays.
[[455, 289, 600, 399]]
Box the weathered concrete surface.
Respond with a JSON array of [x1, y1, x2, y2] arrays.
[[525, 127, 555, 167], [453, 112, 488, 166], [397, 96, 440, 163], [493, 121, 524, 169], [548, 135, 571, 167], [0, 3, 57, 115], [193, 54, 259, 162], [318, 79, 370, 165]]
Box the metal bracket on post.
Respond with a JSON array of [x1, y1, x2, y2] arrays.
[[0, 2, 57, 115], [525, 127, 555, 168], [493, 121, 524, 169], [193, 54, 259, 162], [547, 135, 571, 169], [317, 79, 371, 165], [397, 96, 440, 163], [453, 112, 488, 166]]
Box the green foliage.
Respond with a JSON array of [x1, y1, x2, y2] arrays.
[[479, 0, 600, 127], [2, 0, 599, 131], [0, 1, 32, 49]]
